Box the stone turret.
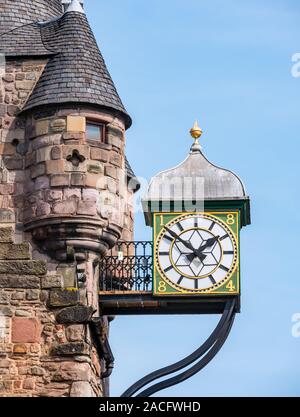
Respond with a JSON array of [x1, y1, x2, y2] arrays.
[[0, 0, 136, 397]]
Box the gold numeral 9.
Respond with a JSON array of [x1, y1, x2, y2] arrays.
[[226, 214, 235, 225]]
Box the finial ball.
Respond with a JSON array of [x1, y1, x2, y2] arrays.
[[190, 120, 203, 139]]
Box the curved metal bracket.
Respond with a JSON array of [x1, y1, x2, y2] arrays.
[[121, 299, 236, 397]]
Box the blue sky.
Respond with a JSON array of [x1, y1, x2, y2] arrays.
[[86, 0, 300, 396]]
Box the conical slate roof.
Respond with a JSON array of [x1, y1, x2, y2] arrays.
[[0, 1, 131, 128], [0, 0, 63, 35], [22, 9, 131, 127]]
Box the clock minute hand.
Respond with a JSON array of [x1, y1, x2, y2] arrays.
[[164, 227, 206, 262]]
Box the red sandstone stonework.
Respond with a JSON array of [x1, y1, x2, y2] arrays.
[[0, 1, 135, 398], [11, 318, 41, 343]]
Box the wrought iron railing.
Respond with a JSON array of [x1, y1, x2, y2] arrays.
[[99, 241, 153, 292]]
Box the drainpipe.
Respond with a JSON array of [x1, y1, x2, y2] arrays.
[[90, 317, 115, 379]]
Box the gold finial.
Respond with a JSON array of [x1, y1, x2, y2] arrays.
[[190, 120, 203, 139], [189, 120, 203, 153]]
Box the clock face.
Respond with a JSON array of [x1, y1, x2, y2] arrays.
[[155, 213, 238, 293]]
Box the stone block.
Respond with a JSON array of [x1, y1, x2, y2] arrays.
[[71, 173, 85, 186], [36, 202, 51, 217], [45, 190, 63, 201], [31, 163, 46, 179], [0, 275, 40, 289], [77, 201, 97, 216], [35, 176, 50, 190], [13, 344, 28, 354], [0, 104, 6, 117], [87, 162, 103, 174], [85, 173, 100, 188], [0, 227, 13, 243], [3, 156, 23, 170], [0, 306, 13, 317], [12, 318, 40, 343], [56, 306, 94, 324], [25, 72, 36, 81], [90, 148, 109, 162], [70, 381, 95, 398], [63, 189, 81, 200], [0, 243, 31, 260], [67, 116, 86, 133], [2, 74, 14, 83], [5, 84, 13, 92], [50, 174, 69, 187], [31, 366, 44, 376], [110, 151, 122, 167], [52, 362, 91, 383], [53, 200, 77, 215], [49, 289, 79, 307], [66, 325, 84, 342], [104, 166, 118, 179], [51, 118, 66, 132], [15, 73, 25, 81], [51, 342, 89, 356], [50, 146, 62, 160], [0, 260, 46, 275], [0, 209, 15, 223], [35, 119, 49, 136], [15, 80, 35, 91], [25, 152, 36, 168], [107, 136, 122, 149], [0, 143, 15, 155], [46, 160, 65, 174], [56, 266, 76, 287], [23, 378, 35, 390], [62, 132, 85, 141], [41, 275, 63, 289], [26, 290, 39, 301], [7, 105, 18, 117], [35, 146, 51, 163], [82, 189, 99, 202]]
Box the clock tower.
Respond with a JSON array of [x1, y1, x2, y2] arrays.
[[143, 121, 250, 311]]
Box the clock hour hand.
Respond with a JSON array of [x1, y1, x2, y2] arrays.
[[164, 227, 206, 262], [187, 236, 220, 263]]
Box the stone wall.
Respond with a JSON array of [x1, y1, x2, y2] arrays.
[[0, 57, 135, 397], [0, 226, 105, 397]]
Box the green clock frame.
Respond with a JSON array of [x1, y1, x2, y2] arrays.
[[153, 211, 241, 297]]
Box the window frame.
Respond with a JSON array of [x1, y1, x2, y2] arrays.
[[85, 120, 106, 144]]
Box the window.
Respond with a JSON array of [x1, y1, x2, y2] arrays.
[[86, 122, 105, 143]]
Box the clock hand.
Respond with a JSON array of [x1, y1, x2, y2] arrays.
[[199, 236, 220, 252], [164, 227, 206, 262], [187, 236, 220, 263]]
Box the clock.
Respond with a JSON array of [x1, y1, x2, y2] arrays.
[[153, 212, 240, 296]]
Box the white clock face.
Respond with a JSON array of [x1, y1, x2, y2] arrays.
[[155, 213, 238, 293]]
